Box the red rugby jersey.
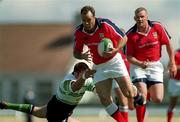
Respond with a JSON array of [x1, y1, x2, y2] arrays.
[[174, 49, 180, 80], [73, 18, 125, 64], [126, 20, 171, 61]]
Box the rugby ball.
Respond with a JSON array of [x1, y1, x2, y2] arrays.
[[98, 38, 113, 57]]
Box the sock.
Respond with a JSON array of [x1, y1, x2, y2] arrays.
[[120, 112, 128, 122], [167, 111, 173, 122], [146, 93, 151, 101], [112, 110, 126, 122], [119, 105, 128, 122], [4, 102, 34, 114], [106, 103, 125, 122], [136, 105, 146, 122]]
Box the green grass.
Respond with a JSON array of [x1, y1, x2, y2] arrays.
[[0, 115, 180, 122]]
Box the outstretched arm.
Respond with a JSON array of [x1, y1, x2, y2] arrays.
[[73, 50, 92, 63], [71, 69, 96, 92]]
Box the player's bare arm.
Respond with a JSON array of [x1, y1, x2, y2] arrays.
[[127, 55, 149, 69], [71, 69, 96, 92], [166, 43, 177, 78], [73, 50, 92, 62]]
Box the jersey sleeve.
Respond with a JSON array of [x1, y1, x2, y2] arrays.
[[103, 19, 125, 42], [73, 31, 84, 53], [61, 79, 75, 93], [126, 34, 135, 56], [157, 24, 171, 45], [175, 51, 180, 65]]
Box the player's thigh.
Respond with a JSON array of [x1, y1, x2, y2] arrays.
[[149, 83, 164, 103], [112, 81, 128, 105], [134, 82, 148, 96], [114, 87, 126, 100], [114, 87, 128, 105], [95, 79, 112, 100], [115, 76, 133, 97], [33, 105, 47, 118]]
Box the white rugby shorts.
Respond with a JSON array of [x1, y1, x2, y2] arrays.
[[168, 79, 180, 96], [93, 53, 129, 84], [130, 61, 164, 82]]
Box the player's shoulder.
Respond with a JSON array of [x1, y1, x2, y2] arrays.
[[97, 17, 114, 26], [98, 18, 111, 22], [150, 20, 163, 28], [75, 24, 83, 32], [126, 24, 137, 36], [64, 74, 76, 81]]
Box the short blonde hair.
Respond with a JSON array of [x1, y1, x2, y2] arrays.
[[135, 7, 148, 15]]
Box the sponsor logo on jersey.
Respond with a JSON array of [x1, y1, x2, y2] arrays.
[[99, 33, 104, 38], [153, 32, 158, 39], [138, 41, 158, 48]]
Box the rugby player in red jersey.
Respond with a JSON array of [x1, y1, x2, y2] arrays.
[[73, 5, 145, 122], [167, 48, 180, 122], [126, 7, 177, 122]]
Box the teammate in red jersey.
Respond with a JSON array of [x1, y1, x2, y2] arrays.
[[126, 7, 177, 122], [73, 5, 145, 122], [167, 48, 180, 122]]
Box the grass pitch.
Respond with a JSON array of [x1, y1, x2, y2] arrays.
[[0, 115, 180, 122]]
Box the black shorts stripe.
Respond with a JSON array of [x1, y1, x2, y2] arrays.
[[132, 78, 162, 88]]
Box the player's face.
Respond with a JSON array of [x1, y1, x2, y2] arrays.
[[76, 70, 85, 79], [134, 10, 148, 27], [81, 11, 96, 32]]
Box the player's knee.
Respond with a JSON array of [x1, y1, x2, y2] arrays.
[[124, 94, 133, 99], [134, 93, 146, 106], [99, 96, 112, 106], [152, 97, 163, 103], [123, 90, 134, 98], [151, 95, 163, 103]]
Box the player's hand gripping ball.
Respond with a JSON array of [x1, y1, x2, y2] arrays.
[[98, 38, 113, 57]]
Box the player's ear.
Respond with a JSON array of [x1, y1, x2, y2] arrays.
[[134, 16, 136, 21]]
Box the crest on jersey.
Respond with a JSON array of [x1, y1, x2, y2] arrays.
[[99, 33, 104, 38], [153, 32, 158, 39]]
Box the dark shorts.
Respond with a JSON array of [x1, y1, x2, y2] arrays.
[[133, 78, 162, 89], [46, 95, 77, 122]]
